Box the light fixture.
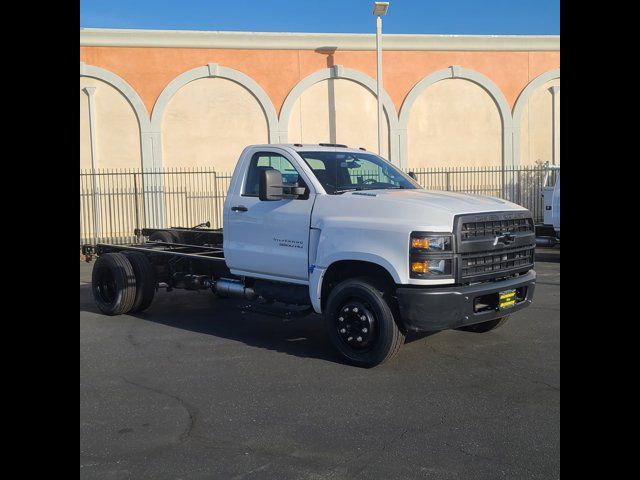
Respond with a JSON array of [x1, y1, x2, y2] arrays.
[[372, 1, 390, 16]]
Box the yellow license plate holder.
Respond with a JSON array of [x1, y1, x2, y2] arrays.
[[499, 289, 516, 309]]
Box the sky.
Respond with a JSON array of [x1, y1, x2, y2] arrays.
[[80, 0, 560, 35]]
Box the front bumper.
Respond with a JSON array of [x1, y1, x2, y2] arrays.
[[396, 270, 536, 332]]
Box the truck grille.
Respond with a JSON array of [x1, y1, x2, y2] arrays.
[[461, 217, 533, 240], [461, 245, 534, 282], [454, 211, 535, 283]]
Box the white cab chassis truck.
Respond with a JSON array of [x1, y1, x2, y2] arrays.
[[83, 144, 537, 367]]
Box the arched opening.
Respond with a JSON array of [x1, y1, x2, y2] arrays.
[[80, 77, 142, 169], [518, 78, 560, 166], [406, 78, 502, 168], [286, 78, 390, 157], [161, 77, 269, 172]]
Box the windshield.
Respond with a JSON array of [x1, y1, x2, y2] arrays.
[[297, 151, 421, 194]]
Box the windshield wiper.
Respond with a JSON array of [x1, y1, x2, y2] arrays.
[[333, 187, 363, 194], [333, 186, 408, 194]]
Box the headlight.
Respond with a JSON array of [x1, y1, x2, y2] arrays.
[[411, 236, 451, 252], [409, 232, 454, 279]]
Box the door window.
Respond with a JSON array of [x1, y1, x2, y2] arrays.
[[243, 152, 306, 197]]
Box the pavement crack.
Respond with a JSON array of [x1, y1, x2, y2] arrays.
[[121, 377, 197, 441]]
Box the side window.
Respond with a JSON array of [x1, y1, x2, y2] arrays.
[[243, 152, 305, 197]]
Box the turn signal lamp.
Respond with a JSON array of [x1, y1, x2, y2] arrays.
[[411, 261, 428, 273], [411, 259, 449, 275]]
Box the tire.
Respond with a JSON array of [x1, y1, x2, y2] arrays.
[[324, 277, 405, 368], [91, 253, 137, 315], [149, 231, 177, 243], [457, 315, 511, 333], [122, 251, 156, 313]]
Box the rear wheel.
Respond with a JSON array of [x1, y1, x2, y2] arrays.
[[324, 277, 405, 368], [122, 251, 156, 312], [457, 315, 510, 333], [91, 253, 137, 315]]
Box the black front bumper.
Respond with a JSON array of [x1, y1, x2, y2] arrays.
[[396, 271, 536, 332]]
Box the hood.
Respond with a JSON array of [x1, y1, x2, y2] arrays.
[[311, 188, 529, 232]]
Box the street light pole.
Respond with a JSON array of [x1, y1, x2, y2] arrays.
[[372, 2, 389, 156]]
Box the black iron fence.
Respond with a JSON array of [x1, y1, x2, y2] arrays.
[[80, 165, 555, 245], [408, 165, 557, 223]]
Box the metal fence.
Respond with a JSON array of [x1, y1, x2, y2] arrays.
[[80, 165, 555, 245], [80, 168, 232, 245], [408, 165, 557, 223]]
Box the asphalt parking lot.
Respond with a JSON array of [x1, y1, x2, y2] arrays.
[[80, 248, 559, 479]]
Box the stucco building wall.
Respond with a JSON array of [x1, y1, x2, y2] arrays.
[[80, 29, 559, 172]]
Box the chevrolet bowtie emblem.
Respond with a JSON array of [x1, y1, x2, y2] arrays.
[[493, 232, 515, 246]]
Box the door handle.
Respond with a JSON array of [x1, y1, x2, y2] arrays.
[[231, 205, 248, 212]]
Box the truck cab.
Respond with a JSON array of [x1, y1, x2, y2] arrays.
[[222, 144, 536, 365], [86, 144, 536, 367]]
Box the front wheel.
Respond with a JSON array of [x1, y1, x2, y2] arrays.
[[324, 277, 405, 368], [457, 315, 511, 333]]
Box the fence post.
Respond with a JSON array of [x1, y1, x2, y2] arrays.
[[92, 170, 102, 240], [213, 171, 219, 229], [133, 173, 140, 233], [446, 172, 450, 191]]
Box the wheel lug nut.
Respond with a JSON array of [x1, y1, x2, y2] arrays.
[[356, 336, 363, 342], [338, 317, 344, 322], [343, 307, 349, 312], [347, 336, 353, 341], [340, 328, 346, 334], [360, 315, 366, 321], [353, 307, 359, 313], [362, 328, 368, 333]]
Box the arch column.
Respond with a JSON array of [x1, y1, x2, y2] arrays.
[[550, 85, 560, 165]]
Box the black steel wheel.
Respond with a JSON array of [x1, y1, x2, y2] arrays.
[[91, 253, 137, 316], [325, 277, 405, 368], [122, 251, 157, 313], [457, 315, 511, 333]]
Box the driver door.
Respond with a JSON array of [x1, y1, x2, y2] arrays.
[[224, 149, 315, 282]]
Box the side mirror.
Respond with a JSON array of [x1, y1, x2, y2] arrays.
[[408, 171, 417, 180], [259, 169, 283, 201]]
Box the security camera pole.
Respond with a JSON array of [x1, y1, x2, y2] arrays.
[[373, 2, 389, 156]]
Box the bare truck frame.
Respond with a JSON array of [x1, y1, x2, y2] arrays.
[[82, 224, 309, 317]]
